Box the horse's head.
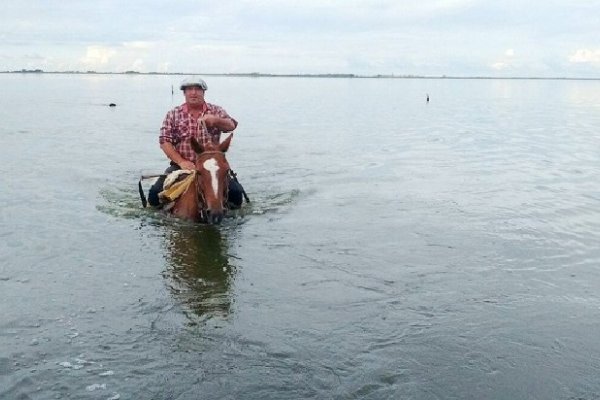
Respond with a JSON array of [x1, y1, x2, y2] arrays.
[[190, 134, 233, 224]]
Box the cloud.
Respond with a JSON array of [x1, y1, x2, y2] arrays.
[[569, 48, 600, 64], [490, 49, 517, 71], [491, 62, 508, 70], [80, 45, 117, 68], [157, 62, 171, 73], [123, 41, 154, 50], [75, 42, 158, 72], [130, 58, 145, 71]]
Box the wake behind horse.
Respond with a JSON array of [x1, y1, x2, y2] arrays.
[[165, 135, 233, 224]]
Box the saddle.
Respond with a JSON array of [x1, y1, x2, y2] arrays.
[[159, 169, 196, 204]]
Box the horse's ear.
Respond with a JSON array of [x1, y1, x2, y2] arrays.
[[219, 134, 233, 153], [191, 137, 204, 154]]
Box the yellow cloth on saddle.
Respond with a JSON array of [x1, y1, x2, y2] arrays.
[[158, 170, 196, 203]]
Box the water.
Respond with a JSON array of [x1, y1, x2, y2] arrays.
[[2, 73, 600, 399]]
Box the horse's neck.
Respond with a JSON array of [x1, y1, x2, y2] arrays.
[[173, 183, 202, 221]]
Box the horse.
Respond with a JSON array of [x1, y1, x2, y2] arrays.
[[168, 134, 233, 224]]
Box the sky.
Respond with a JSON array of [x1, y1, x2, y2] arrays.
[[2, 0, 600, 78]]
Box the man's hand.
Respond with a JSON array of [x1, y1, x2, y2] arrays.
[[160, 142, 196, 171], [179, 160, 196, 171], [200, 114, 220, 128], [200, 114, 236, 131]]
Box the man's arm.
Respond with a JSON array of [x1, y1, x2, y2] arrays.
[[159, 142, 195, 170], [159, 109, 196, 170], [202, 115, 237, 132]]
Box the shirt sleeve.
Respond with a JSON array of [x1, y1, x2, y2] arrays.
[[159, 110, 175, 145], [212, 105, 238, 131]]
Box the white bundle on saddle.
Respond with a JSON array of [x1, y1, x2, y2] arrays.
[[159, 169, 196, 203], [164, 169, 194, 189]]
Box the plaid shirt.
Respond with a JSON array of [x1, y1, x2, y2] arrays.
[[159, 102, 236, 163]]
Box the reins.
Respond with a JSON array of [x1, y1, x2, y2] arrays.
[[194, 169, 208, 222]]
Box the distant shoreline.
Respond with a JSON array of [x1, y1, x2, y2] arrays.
[[1, 70, 599, 81]]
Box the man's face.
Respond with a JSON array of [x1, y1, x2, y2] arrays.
[[184, 86, 205, 106]]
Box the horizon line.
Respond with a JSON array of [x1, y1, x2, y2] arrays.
[[2, 69, 600, 81]]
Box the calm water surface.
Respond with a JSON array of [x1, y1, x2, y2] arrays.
[[2, 74, 600, 399]]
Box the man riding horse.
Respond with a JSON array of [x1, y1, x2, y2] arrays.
[[148, 77, 244, 209]]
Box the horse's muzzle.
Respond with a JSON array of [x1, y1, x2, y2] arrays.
[[205, 210, 224, 225]]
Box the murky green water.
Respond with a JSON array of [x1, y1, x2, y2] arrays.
[[2, 73, 600, 399]]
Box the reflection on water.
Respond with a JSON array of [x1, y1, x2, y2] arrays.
[[161, 224, 234, 323]]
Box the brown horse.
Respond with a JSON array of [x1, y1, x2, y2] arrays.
[[169, 134, 233, 224]]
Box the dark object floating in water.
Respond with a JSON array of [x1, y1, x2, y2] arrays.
[[109, 103, 116, 107]]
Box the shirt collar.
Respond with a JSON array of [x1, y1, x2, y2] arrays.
[[181, 102, 207, 114]]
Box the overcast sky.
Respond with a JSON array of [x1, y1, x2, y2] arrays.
[[2, 0, 600, 77]]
